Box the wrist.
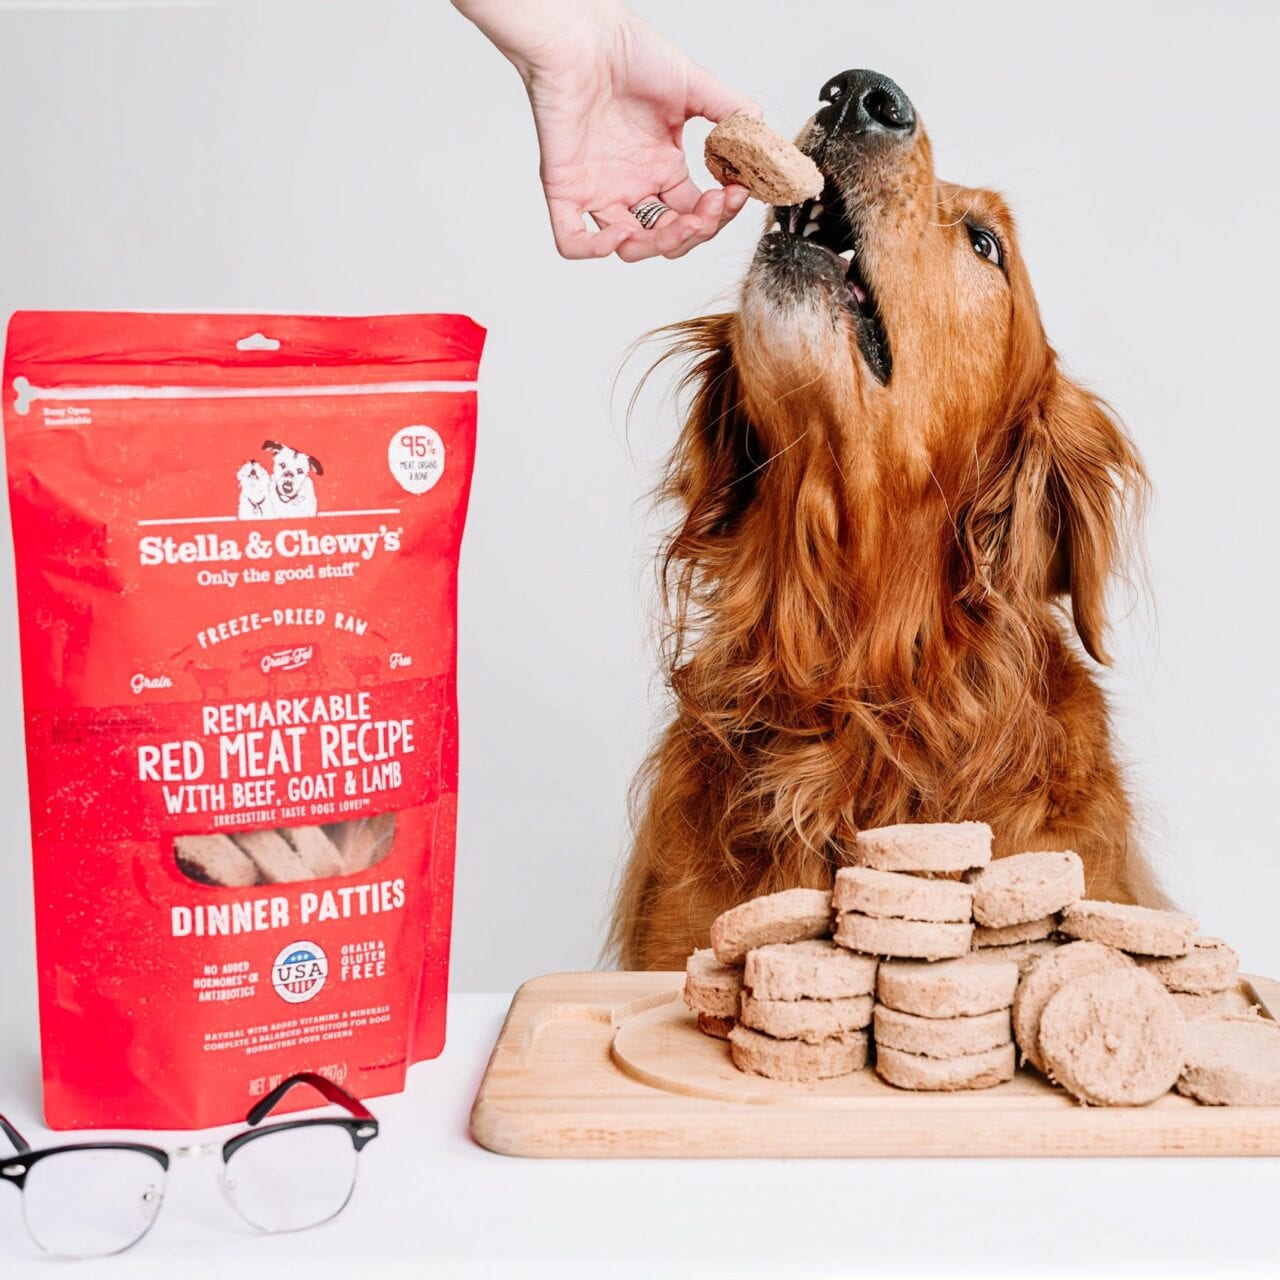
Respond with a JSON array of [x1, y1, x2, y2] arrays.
[[453, 0, 629, 77]]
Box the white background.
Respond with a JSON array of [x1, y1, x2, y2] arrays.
[[0, 0, 1277, 1018]]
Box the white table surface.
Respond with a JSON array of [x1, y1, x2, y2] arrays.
[[1, 990, 1277, 1279]]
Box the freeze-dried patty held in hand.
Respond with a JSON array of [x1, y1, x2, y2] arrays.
[[1176, 1015, 1280, 1105], [972, 916, 1058, 947], [1037, 969, 1185, 1106], [1059, 900, 1198, 957], [876, 1043, 1016, 1092], [683, 949, 744, 1020], [966, 851, 1084, 929], [740, 993, 874, 1043], [833, 866, 974, 922], [710, 888, 833, 966], [873, 1005, 1012, 1059], [1012, 941, 1135, 1073], [877, 954, 1019, 1018], [743, 939, 877, 1001], [850, 822, 993, 873], [1138, 937, 1240, 994], [834, 912, 972, 960], [703, 113, 824, 206], [728, 1024, 869, 1081]]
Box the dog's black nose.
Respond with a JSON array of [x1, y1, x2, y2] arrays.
[[818, 70, 916, 139]]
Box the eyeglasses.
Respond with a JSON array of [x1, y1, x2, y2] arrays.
[[1, 1072, 379, 1259]]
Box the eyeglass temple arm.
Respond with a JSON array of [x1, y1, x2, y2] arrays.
[[0, 1114, 31, 1155], [245, 1072, 374, 1127]]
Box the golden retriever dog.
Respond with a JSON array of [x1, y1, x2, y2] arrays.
[[614, 70, 1161, 971]]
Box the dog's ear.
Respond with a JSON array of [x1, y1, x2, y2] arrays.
[[960, 370, 1146, 664], [262, 440, 283, 454], [656, 314, 760, 554], [306, 454, 323, 476]]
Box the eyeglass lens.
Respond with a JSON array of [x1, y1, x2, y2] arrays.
[[22, 1147, 165, 1259], [222, 1123, 358, 1234]]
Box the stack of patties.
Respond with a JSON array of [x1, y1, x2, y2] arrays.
[[683, 887, 831, 1043], [833, 822, 988, 962], [831, 822, 1018, 1090], [684, 887, 879, 1082], [874, 953, 1020, 1091], [731, 938, 879, 1081], [965, 849, 1086, 972]]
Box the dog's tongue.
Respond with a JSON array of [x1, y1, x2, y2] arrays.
[[850, 280, 868, 306]]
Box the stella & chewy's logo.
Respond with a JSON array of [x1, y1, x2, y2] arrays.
[[259, 645, 315, 675], [271, 941, 328, 1004]]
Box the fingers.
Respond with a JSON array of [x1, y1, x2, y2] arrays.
[[660, 185, 749, 260], [611, 184, 750, 262], [615, 211, 706, 263], [687, 66, 761, 125], [548, 198, 634, 261], [589, 199, 698, 263], [658, 178, 705, 216]]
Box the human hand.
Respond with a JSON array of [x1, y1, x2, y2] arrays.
[[456, 0, 759, 262]]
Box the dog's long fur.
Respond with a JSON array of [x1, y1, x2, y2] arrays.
[[613, 84, 1161, 971]]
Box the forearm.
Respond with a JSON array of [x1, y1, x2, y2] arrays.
[[451, 0, 628, 76]]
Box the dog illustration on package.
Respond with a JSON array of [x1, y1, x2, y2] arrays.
[[236, 439, 323, 519]]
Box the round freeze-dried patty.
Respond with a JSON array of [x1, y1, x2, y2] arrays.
[[873, 1005, 1011, 1059], [877, 954, 1018, 1018], [834, 912, 972, 961], [743, 938, 877, 1001], [850, 822, 992, 873], [1176, 1014, 1280, 1105], [710, 888, 833, 966], [832, 865, 974, 922], [728, 1024, 869, 1081], [1012, 940, 1135, 1073], [683, 948, 743, 1019], [1038, 969, 1184, 1106], [1059, 900, 1197, 958], [703, 113, 824, 206], [741, 992, 873, 1042], [875, 1043, 1015, 1092], [972, 916, 1058, 947], [966, 851, 1084, 929], [1138, 937, 1239, 995]]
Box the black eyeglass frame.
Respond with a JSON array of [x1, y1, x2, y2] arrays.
[[1, 1072, 379, 1251]]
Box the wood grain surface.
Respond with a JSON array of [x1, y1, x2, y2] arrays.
[[470, 970, 1280, 1158]]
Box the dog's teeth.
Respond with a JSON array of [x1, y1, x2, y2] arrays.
[[803, 221, 820, 237], [810, 203, 825, 218], [770, 221, 781, 233], [838, 248, 854, 261]]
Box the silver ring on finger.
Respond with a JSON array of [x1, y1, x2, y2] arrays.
[[630, 199, 671, 231]]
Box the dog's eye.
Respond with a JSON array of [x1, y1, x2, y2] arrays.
[[968, 226, 1003, 267]]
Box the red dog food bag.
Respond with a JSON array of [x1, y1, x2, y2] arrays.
[[3, 311, 484, 1129]]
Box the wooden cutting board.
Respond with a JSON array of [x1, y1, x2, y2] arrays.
[[469, 970, 1280, 1158]]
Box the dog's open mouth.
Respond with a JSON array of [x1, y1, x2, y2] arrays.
[[771, 184, 892, 384]]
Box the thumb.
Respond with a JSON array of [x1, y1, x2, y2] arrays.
[[686, 65, 760, 125]]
